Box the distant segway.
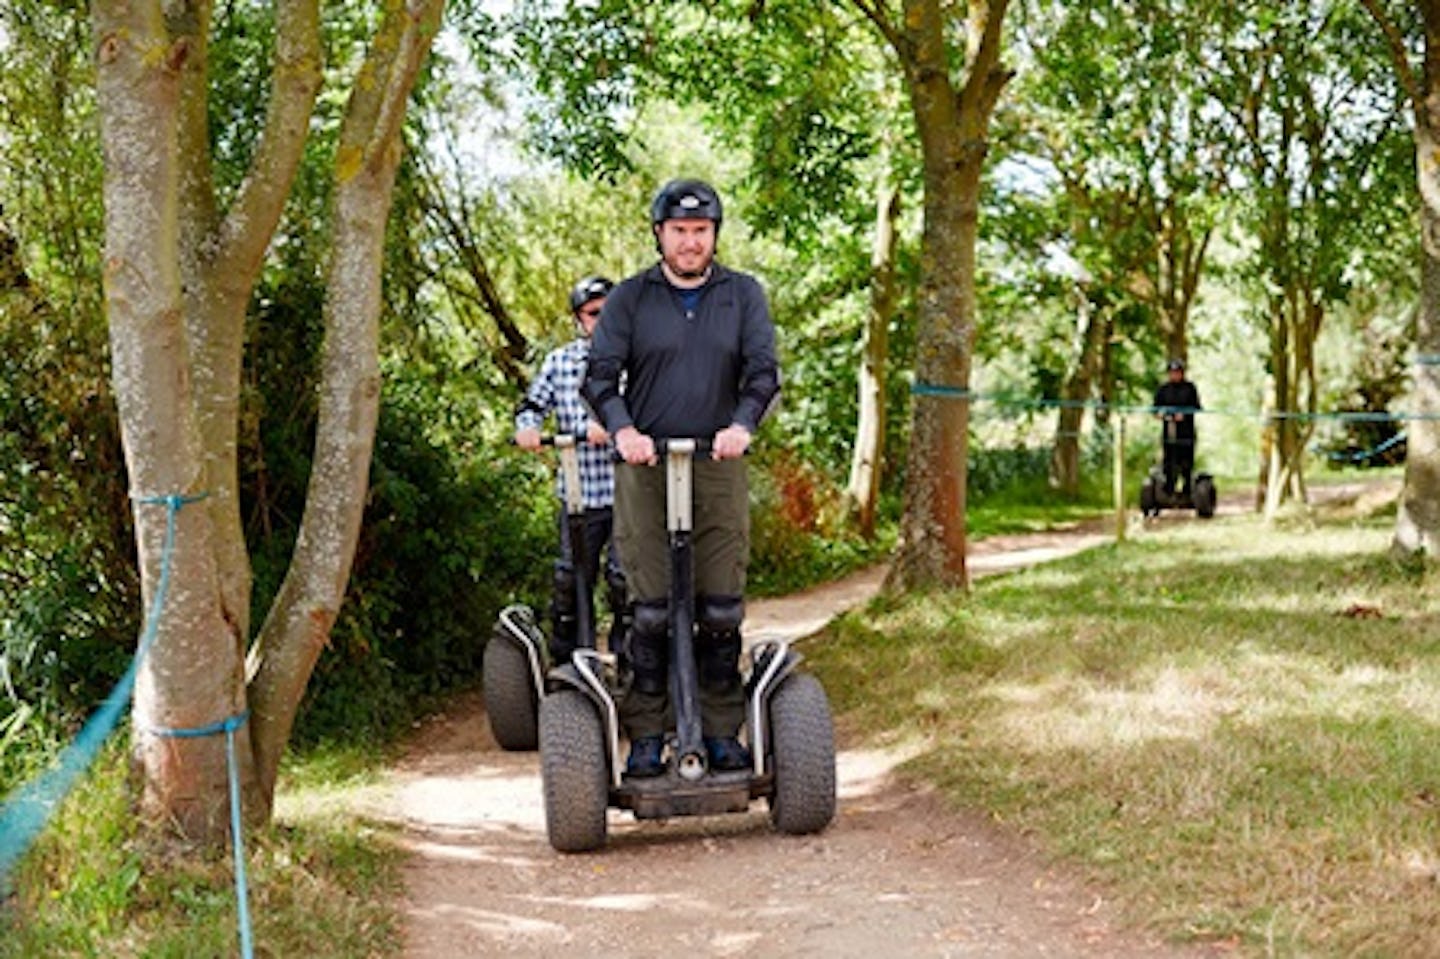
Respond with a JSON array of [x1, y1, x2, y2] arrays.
[[538, 438, 837, 853], [484, 434, 608, 751]]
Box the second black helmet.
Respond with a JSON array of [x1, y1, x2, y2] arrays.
[[569, 275, 613, 314]]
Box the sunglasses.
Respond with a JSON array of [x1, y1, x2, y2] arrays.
[[579, 307, 602, 318]]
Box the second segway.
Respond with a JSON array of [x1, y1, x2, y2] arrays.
[[484, 434, 617, 751]]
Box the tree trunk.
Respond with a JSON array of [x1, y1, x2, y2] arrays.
[[171, 0, 322, 647], [1394, 6, 1440, 555], [95, 0, 440, 835], [94, 1, 258, 840], [845, 164, 900, 538], [1049, 290, 1106, 498], [246, 0, 445, 803], [875, 0, 1011, 592]]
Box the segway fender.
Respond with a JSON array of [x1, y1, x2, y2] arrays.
[[494, 603, 548, 702], [546, 652, 625, 789], [746, 639, 803, 778]]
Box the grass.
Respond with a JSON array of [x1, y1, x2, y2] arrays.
[[809, 497, 1440, 957], [0, 742, 403, 958]]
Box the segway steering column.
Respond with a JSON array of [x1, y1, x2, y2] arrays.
[[663, 438, 707, 781]]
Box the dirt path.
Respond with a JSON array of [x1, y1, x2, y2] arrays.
[[346, 513, 1250, 959]]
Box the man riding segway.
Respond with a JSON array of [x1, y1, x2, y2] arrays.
[[531, 178, 835, 852], [1141, 357, 1216, 518]]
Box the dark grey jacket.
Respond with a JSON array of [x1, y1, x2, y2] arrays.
[[582, 262, 780, 438]]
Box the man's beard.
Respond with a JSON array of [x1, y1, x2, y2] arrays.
[[664, 250, 714, 280]]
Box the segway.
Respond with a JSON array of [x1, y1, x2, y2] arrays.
[[538, 438, 837, 853], [484, 434, 606, 751], [1140, 419, 1216, 518]]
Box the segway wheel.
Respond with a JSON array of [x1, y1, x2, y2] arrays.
[[767, 672, 836, 835], [1139, 478, 1159, 517], [1193, 475, 1217, 518], [539, 689, 609, 852], [483, 632, 539, 751]]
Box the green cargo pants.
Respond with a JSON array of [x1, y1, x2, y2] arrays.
[[614, 456, 749, 738]]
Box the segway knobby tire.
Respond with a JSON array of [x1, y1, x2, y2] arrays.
[[1193, 475, 1217, 518], [539, 689, 609, 852], [767, 672, 836, 835], [483, 633, 539, 751]]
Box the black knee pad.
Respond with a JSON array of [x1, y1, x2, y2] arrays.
[[628, 600, 669, 694], [605, 565, 631, 638], [548, 561, 579, 661], [551, 560, 578, 615], [604, 564, 628, 606], [696, 594, 743, 692]]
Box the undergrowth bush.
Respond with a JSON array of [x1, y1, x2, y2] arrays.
[[748, 451, 893, 596]]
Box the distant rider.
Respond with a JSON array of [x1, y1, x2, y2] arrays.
[[1153, 358, 1202, 501]]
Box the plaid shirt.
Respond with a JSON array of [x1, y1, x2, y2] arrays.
[[515, 338, 616, 509]]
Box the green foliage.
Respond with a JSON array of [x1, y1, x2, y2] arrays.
[[0, 4, 133, 770], [243, 295, 554, 744]]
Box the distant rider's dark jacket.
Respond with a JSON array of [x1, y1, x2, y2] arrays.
[[582, 262, 780, 438], [1154, 379, 1201, 442]]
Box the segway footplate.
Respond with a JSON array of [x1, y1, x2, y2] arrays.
[[615, 769, 772, 820]]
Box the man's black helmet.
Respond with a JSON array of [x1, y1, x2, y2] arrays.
[[569, 275, 613, 314], [649, 178, 723, 230], [1167, 358, 1185, 372]]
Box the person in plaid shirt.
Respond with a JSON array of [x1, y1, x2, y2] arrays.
[[514, 275, 628, 664]]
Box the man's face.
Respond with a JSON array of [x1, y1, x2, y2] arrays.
[[656, 217, 716, 278], [576, 296, 605, 337], [1168, 367, 1184, 382]]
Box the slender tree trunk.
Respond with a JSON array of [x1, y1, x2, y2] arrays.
[[247, 0, 445, 803], [170, 0, 322, 647], [845, 164, 900, 538], [1049, 290, 1106, 497], [871, 0, 1010, 592], [1394, 6, 1440, 554]]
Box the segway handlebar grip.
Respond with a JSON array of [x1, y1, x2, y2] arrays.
[[655, 437, 714, 457]]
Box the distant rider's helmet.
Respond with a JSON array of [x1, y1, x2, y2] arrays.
[[569, 274, 613, 316], [1166, 358, 1185, 373]]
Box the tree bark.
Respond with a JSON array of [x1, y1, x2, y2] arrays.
[[171, 0, 322, 647], [1049, 290, 1106, 498], [1392, 2, 1440, 556], [95, 0, 442, 835], [94, 0, 257, 840], [856, 0, 1012, 591]]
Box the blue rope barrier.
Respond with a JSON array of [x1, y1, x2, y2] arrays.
[[1317, 430, 1408, 463], [911, 381, 972, 399], [0, 492, 204, 889], [909, 382, 1440, 423], [1, 491, 255, 956], [148, 712, 253, 959]]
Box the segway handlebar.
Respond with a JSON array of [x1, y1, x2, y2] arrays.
[[611, 436, 743, 461], [508, 432, 607, 448]]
